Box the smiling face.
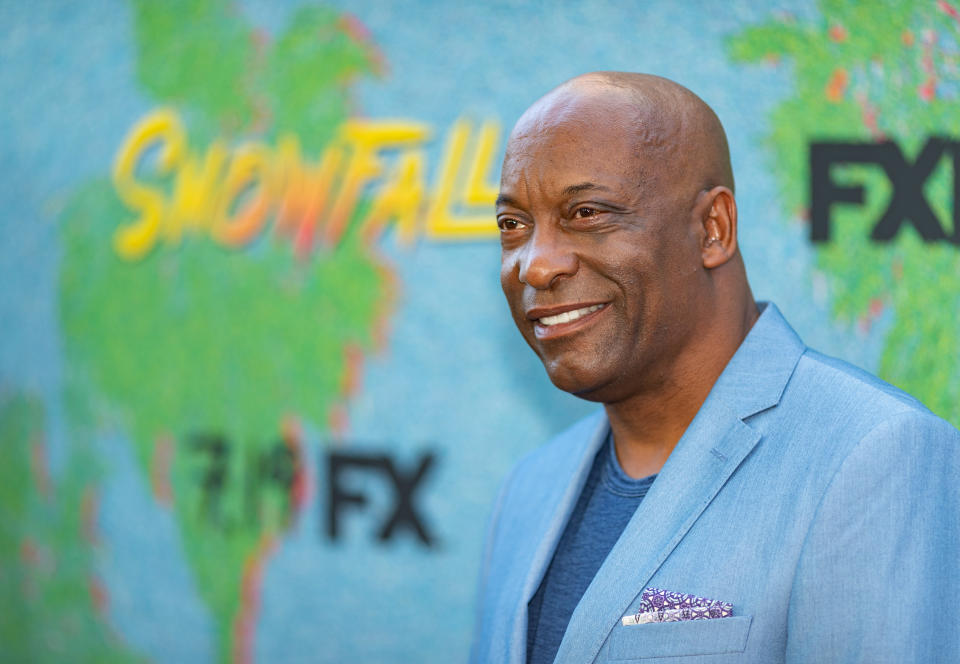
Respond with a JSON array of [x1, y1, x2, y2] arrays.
[[498, 85, 713, 403]]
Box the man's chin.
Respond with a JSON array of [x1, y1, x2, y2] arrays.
[[543, 364, 612, 403]]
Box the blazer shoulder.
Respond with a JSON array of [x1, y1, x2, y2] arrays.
[[792, 347, 931, 417], [776, 348, 960, 465]]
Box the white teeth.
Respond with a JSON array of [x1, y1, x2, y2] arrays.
[[539, 304, 603, 327]]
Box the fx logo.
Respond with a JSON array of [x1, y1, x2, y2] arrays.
[[326, 449, 437, 547], [809, 138, 960, 244]]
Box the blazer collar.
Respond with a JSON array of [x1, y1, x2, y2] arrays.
[[553, 302, 806, 663], [709, 302, 806, 420]]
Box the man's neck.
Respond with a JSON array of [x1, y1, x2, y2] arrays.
[[604, 300, 760, 479]]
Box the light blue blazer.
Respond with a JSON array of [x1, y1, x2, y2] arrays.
[[472, 303, 960, 663]]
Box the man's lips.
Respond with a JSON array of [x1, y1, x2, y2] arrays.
[[525, 302, 609, 339]]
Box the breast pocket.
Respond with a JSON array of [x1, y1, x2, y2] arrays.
[[608, 616, 752, 661]]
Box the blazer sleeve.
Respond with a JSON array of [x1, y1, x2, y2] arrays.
[[469, 465, 516, 664], [785, 409, 960, 663]]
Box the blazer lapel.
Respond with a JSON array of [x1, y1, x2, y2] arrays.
[[520, 415, 610, 604], [554, 303, 805, 663], [496, 412, 610, 663]]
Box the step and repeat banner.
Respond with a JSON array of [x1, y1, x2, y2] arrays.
[[3, 0, 959, 662]]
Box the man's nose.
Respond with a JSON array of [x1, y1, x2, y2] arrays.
[[517, 225, 579, 290]]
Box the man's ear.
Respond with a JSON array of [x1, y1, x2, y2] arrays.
[[697, 186, 738, 269]]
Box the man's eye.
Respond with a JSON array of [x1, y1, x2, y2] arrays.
[[497, 218, 523, 231], [574, 207, 598, 218]]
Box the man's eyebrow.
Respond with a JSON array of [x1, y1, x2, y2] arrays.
[[496, 183, 614, 207], [562, 182, 613, 196], [495, 193, 520, 208]]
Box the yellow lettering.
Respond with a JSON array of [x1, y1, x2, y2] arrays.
[[168, 141, 227, 243], [108, 108, 503, 259], [462, 120, 501, 207], [274, 136, 313, 236], [112, 108, 186, 259], [323, 121, 430, 247], [426, 118, 499, 240], [362, 150, 426, 244], [284, 141, 344, 258], [213, 143, 272, 248]]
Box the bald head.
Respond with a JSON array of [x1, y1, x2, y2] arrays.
[[509, 72, 734, 196], [497, 71, 757, 407]]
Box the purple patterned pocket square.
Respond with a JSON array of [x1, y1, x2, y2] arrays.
[[621, 587, 733, 625]]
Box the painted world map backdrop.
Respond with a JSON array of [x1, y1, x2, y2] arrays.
[[2, 1, 959, 662]]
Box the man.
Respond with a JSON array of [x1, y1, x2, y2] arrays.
[[471, 72, 960, 663]]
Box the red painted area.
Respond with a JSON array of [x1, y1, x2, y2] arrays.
[[892, 258, 904, 282], [232, 535, 278, 664], [328, 402, 350, 436], [325, 252, 398, 433], [342, 344, 366, 396], [294, 204, 322, 260], [21, 539, 56, 589], [858, 297, 887, 333], [281, 416, 308, 513], [919, 29, 937, 102], [150, 433, 175, 507], [373, 258, 399, 352], [19, 539, 41, 602], [328, 342, 375, 435], [828, 24, 848, 43], [230, 417, 309, 663], [20, 537, 40, 566], [81, 488, 101, 547], [339, 13, 387, 77], [80, 485, 114, 620], [89, 574, 109, 613], [30, 432, 51, 499], [937, 0, 960, 22], [856, 93, 884, 139], [825, 68, 849, 102], [339, 13, 373, 43]]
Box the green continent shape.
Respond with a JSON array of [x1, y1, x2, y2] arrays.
[[728, 0, 960, 425], [265, 6, 381, 153], [59, 2, 385, 661], [0, 392, 144, 663], [133, 0, 257, 133], [59, 178, 386, 661]]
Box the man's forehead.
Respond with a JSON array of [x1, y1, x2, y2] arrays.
[[504, 82, 681, 177], [500, 72, 735, 201], [497, 150, 648, 214], [508, 83, 650, 144], [500, 93, 666, 199], [501, 134, 641, 180]]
